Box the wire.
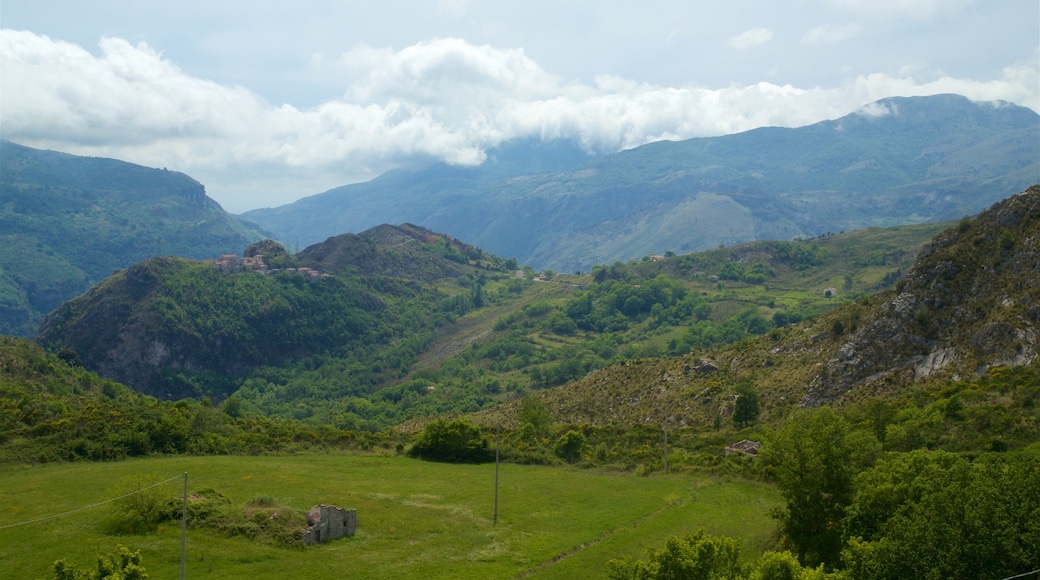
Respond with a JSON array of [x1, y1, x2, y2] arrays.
[[0, 473, 184, 530], [1001, 570, 1040, 580]]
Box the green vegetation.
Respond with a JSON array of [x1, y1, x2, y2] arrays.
[[607, 531, 829, 580], [0, 336, 386, 465], [0, 140, 266, 337], [0, 455, 780, 580], [3, 187, 1039, 579], [53, 545, 148, 580], [34, 217, 944, 431], [408, 418, 493, 463]]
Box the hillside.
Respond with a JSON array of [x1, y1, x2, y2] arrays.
[[474, 186, 1039, 435], [32, 226, 514, 402], [35, 211, 947, 428], [243, 94, 1040, 272], [0, 140, 268, 337]]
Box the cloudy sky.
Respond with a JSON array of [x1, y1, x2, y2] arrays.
[[2, 1, 1037, 213]]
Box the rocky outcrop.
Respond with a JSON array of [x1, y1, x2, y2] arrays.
[[802, 186, 1040, 406]]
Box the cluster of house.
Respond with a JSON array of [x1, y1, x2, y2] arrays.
[[212, 254, 326, 279]]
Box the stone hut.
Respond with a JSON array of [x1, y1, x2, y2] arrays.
[[301, 504, 357, 545]]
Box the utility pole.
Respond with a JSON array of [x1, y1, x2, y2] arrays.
[[494, 423, 500, 526], [181, 472, 187, 580], [663, 409, 669, 474]]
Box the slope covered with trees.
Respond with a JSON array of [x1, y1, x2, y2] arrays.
[[0, 140, 268, 337]]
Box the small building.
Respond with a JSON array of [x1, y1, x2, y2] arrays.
[[725, 439, 762, 457], [824, 287, 838, 298], [301, 504, 357, 545]]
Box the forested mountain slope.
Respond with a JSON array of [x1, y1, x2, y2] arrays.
[[0, 140, 268, 336], [33, 227, 510, 402]]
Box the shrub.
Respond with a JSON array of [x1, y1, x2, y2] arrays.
[[408, 418, 493, 463], [553, 430, 586, 463], [53, 544, 147, 580]]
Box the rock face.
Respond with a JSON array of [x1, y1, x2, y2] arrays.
[[802, 186, 1040, 406], [301, 504, 357, 545]]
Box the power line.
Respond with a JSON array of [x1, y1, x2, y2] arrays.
[[1001, 569, 1040, 580], [0, 473, 183, 530]]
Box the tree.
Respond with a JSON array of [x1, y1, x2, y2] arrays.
[[408, 418, 492, 463], [553, 430, 586, 463], [762, 409, 876, 569], [519, 396, 552, 438], [733, 384, 760, 428], [841, 450, 1040, 580]]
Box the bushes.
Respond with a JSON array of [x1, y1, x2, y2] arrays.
[[607, 531, 833, 580], [408, 418, 493, 463], [53, 545, 147, 580]]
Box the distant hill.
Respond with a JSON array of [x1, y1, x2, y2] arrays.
[[242, 94, 1040, 272], [0, 140, 269, 336], [33, 226, 512, 400], [475, 186, 1040, 430], [34, 209, 946, 426]]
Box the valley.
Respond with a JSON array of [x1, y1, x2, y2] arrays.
[[0, 95, 1037, 579]]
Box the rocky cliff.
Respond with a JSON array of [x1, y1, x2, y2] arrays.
[[802, 185, 1039, 405]]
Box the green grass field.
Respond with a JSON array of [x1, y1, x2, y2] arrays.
[[0, 454, 779, 579]]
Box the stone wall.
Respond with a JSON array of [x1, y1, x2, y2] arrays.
[[301, 504, 357, 545]]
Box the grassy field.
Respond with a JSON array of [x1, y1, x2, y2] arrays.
[[0, 454, 779, 579]]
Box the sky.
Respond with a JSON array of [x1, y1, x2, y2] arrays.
[[2, 1, 1038, 213]]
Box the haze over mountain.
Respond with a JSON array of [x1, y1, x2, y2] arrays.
[[243, 95, 1040, 272], [0, 140, 267, 337]]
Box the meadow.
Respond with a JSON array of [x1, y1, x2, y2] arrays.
[[0, 453, 779, 579]]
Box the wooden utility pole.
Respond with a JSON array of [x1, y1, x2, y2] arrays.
[[494, 423, 500, 526], [181, 472, 187, 580], [663, 411, 669, 474]]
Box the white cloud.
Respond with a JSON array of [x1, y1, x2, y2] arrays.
[[728, 27, 773, 51], [2, 30, 1036, 212], [801, 23, 862, 46]]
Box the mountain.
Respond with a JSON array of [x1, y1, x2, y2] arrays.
[[0, 140, 269, 337], [242, 94, 1040, 272], [476, 186, 1040, 430], [33, 226, 513, 400], [32, 210, 945, 426]]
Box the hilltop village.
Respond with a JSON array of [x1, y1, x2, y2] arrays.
[[212, 253, 328, 279]]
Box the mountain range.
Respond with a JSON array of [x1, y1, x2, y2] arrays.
[[243, 94, 1039, 272]]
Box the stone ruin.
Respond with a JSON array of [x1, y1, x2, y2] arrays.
[[301, 504, 357, 545]]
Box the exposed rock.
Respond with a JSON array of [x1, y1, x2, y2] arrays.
[[802, 186, 1040, 406], [693, 358, 718, 372]]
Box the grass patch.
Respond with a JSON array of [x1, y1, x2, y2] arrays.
[[0, 454, 779, 579]]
